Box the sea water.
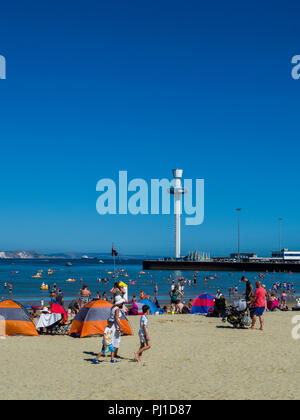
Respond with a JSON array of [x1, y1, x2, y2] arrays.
[[0, 259, 298, 306]]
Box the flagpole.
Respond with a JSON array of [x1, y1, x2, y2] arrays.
[[112, 243, 116, 276]]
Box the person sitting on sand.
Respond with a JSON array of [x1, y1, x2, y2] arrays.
[[213, 294, 227, 318], [188, 299, 194, 312], [31, 309, 39, 320], [250, 281, 266, 331], [177, 301, 184, 313], [169, 286, 183, 312], [93, 320, 117, 364], [128, 296, 139, 315], [267, 292, 279, 312], [135, 305, 151, 363]]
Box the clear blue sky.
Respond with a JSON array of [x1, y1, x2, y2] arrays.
[[0, 0, 300, 257]]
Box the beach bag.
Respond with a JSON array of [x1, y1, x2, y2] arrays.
[[242, 314, 252, 327]]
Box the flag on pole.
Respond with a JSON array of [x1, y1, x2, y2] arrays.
[[112, 245, 118, 257]]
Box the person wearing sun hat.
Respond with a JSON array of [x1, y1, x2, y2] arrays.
[[41, 307, 50, 314], [109, 295, 125, 359]]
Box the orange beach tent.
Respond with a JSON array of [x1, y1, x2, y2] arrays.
[[0, 299, 38, 336], [69, 299, 133, 338]]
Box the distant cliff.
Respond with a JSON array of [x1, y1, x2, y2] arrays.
[[0, 251, 148, 260], [0, 250, 65, 259]]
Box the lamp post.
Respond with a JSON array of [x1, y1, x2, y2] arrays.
[[236, 208, 241, 260]]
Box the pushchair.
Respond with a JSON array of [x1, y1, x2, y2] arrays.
[[46, 317, 72, 335], [39, 316, 72, 335], [223, 299, 252, 328]]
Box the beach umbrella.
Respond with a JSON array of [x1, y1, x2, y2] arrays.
[[50, 303, 68, 321]]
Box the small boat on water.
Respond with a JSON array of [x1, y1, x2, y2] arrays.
[[40, 283, 49, 290], [65, 262, 72, 266], [66, 278, 76, 282], [81, 255, 98, 261]]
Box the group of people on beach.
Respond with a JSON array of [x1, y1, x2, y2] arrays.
[[217, 275, 297, 331], [169, 278, 194, 314], [41, 281, 152, 363], [92, 295, 151, 364]]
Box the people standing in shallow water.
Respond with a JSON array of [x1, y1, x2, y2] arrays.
[[49, 291, 56, 307], [56, 289, 64, 307], [154, 284, 158, 298]]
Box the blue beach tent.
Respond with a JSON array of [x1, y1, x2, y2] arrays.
[[138, 298, 160, 315]]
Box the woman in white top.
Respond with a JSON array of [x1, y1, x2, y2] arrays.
[[109, 295, 125, 358]]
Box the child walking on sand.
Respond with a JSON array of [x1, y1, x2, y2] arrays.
[[134, 305, 151, 362], [93, 320, 118, 364]]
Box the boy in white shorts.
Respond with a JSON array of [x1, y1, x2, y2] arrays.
[[134, 305, 151, 362], [93, 320, 118, 364]]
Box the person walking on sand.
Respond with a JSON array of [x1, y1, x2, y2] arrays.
[[109, 295, 125, 358], [250, 281, 267, 331], [135, 305, 151, 362], [93, 319, 118, 364]]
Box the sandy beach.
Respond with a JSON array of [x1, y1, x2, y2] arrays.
[[0, 311, 299, 400]]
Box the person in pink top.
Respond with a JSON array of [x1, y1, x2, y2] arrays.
[[251, 281, 266, 331]]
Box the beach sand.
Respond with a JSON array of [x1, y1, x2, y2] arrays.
[[0, 311, 299, 400]]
